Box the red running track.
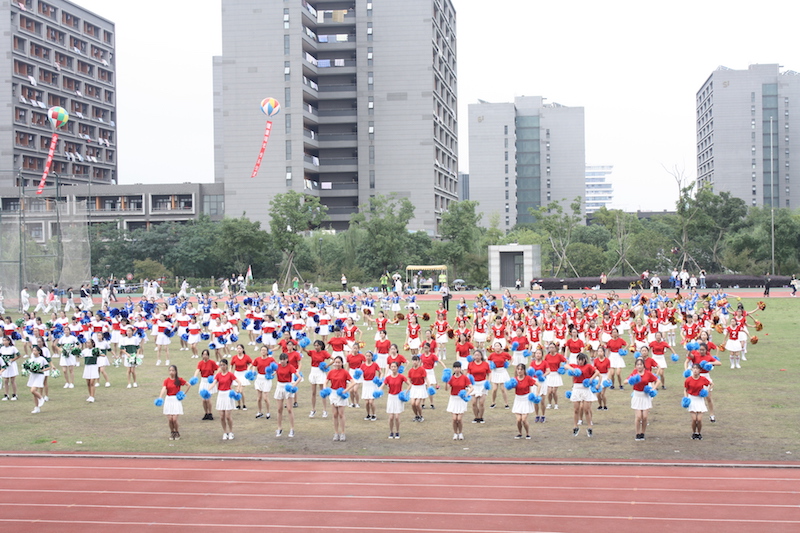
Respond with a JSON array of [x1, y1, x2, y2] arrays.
[[1, 455, 799, 533]]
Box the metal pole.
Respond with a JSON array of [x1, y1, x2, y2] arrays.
[[770, 116, 775, 275]]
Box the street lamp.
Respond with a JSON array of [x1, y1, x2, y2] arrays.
[[770, 116, 775, 275]]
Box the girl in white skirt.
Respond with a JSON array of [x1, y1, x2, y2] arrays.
[[94, 331, 112, 389], [684, 363, 712, 440], [194, 348, 218, 421], [510, 363, 537, 439], [305, 339, 331, 418], [487, 342, 511, 409], [605, 328, 628, 390], [325, 355, 357, 441], [543, 343, 567, 411], [274, 353, 302, 438], [81, 340, 101, 403], [359, 351, 381, 421], [211, 359, 243, 440], [1, 336, 21, 401], [57, 332, 78, 389], [628, 358, 660, 441], [157, 365, 190, 440], [467, 349, 490, 423], [445, 361, 473, 440], [229, 344, 253, 411], [154, 317, 172, 366], [566, 353, 599, 437], [26, 345, 49, 413], [407, 355, 430, 422], [382, 362, 409, 439], [251, 346, 276, 420]]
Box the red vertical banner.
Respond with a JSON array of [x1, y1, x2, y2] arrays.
[[36, 133, 59, 195], [250, 121, 273, 178]]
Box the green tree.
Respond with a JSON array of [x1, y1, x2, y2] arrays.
[[439, 200, 482, 277], [215, 217, 275, 278], [565, 242, 607, 277], [530, 197, 583, 277], [350, 194, 415, 275], [269, 191, 328, 287], [133, 258, 172, 281]]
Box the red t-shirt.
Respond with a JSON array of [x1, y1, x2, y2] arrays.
[[384, 374, 407, 395], [387, 353, 407, 367], [230, 354, 253, 372], [408, 366, 427, 386], [327, 368, 351, 390], [253, 356, 276, 375], [572, 363, 596, 384], [328, 337, 348, 353], [279, 338, 299, 353], [347, 352, 365, 370], [287, 350, 301, 369], [361, 361, 380, 381], [467, 361, 490, 382], [448, 373, 471, 396], [649, 341, 670, 356], [510, 336, 529, 351], [629, 370, 657, 392], [420, 353, 439, 370], [455, 342, 474, 359], [215, 372, 236, 391], [514, 375, 536, 395], [593, 357, 610, 374], [374, 339, 391, 354], [565, 338, 585, 355], [529, 359, 548, 374], [276, 363, 296, 383], [544, 353, 566, 371], [487, 351, 511, 369], [163, 377, 187, 396], [684, 375, 711, 396], [309, 350, 331, 367], [642, 357, 659, 373], [606, 337, 626, 353], [687, 351, 717, 374], [196, 359, 218, 378]]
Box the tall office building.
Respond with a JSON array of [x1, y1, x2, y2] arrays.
[[585, 165, 614, 213], [468, 96, 585, 230], [214, 0, 458, 234], [697, 64, 800, 208], [2, 0, 116, 188]]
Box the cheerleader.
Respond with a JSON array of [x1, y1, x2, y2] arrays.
[[592, 348, 610, 410], [81, 339, 100, 403], [374, 329, 391, 370], [724, 320, 745, 369], [684, 363, 712, 440], [274, 352, 302, 438], [326, 355, 357, 441], [386, 343, 408, 371], [360, 351, 381, 421], [648, 332, 675, 388], [529, 349, 549, 422], [685, 342, 720, 422], [230, 344, 253, 410], [467, 349, 490, 423], [187, 316, 201, 358], [157, 365, 191, 440], [316, 307, 333, 341], [120, 326, 141, 388], [487, 342, 511, 409], [346, 348, 364, 408], [193, 349, 218, 420], [94, 324, 112, 389], [454, 333, 474, 368], [630, 317, 648, 351], [407, 355, 430, 422], [175, 308, 190, 352], [34, 338, 51, 402], [566, 353, 600, 437], [628, 357, 660, 441], [1, 336, 21, 401], [211, 359, 243, 440], [564, 328, 585, 365], [305, 340, 331, 418], [445, 361, 473, 440], [433, 316, 450, 361], [472, 311, 488, 349], [27, 345, 49, 413], [406, 315, 422, 355], [382, 361, 408, 439], [605, 328, 628, 389], [154, 315, 172, 366], [372, 311, 389, 341], [543, 342, 566, 410], [510, 363, 536, 439], [251, 346, 276, 420]]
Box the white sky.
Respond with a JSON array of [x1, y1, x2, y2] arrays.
[[74, 0, 800, 212]]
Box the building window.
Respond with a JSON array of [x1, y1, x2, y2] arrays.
[[285, 140, 291, 160], [751, 92, 756, 103], [203, 195, 224, 216], [285, 114, 291, 134], [284, 35, 290, 55], [284, 87, 291, 108], [752, 172, 757, 182], [504, 151, 508, 161], [368, 72, 373, 87], [369, 170, 375, 188], [369, 145, 375, 164], [504, 164, 508, 174], [286, 166, 292, 181], [504, 125, 508, 135], [751, 119, 756, 129]]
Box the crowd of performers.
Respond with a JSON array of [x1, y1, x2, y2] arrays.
[[1, 287, 767, 443]]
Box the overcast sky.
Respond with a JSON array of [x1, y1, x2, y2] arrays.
[[74, 0, 800, 212]]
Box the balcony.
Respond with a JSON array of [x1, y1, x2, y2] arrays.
[[317, 107, 357, 124], [318, 132, 357, 148], [317, 83, 357, 99]]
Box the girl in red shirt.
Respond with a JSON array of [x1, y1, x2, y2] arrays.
[[374, 329, 391, 370], [419, 342, 444, 410], [359, 351, 381, 421], [386, 343, 407, 371], [628, 357, 660, 441], [510, 363, 536, 440], [592, 348, 610, 410], [406, 315, 422, 355], [211, 359, 243, 441], [565, 353, 600, 437], [157, 364, 190, 440], [529, 348, 549, 422], [543, 343, 567, 411], [487, 342, 511, 409], [383, 362, 409, 439], [407, 355, 431, 422], [445, 361, 473, 440], [193, 348, 218, 420], [684, 363, 712, 440], [605, 328, 628, 390], [251, 346, 276, 420], [509, 327, 530, 366], [326, 355, 356, 442], [230, 344, 253, 411], [304, 340, 331, 419], [564, 329, 585, 365], [346, 350, 365, 408], [467, 349, 490, 423], [684, 342, 721, 422], [274, 352, 302, 438], [454, 333, 474, 368]]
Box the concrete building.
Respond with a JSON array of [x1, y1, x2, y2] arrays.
[[468, 96, 585, 231], [697, 64, 800, 209], [585, 165, 614, 213], [213, 0, 458, 234], [2, 0, 117, 188]]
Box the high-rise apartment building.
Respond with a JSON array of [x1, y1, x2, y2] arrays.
[[585, 165, 614, 213], [468, 96, 585, 230], [697, 64, 800, 209], [214, 0, 458, 234], [2, 0, 116, 188]]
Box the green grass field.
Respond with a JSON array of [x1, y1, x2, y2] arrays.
[[2, 296, 798, 461]]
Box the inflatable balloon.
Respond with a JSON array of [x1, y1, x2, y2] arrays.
[[47, 106, 69, 129], [260, 97, 281, 117]]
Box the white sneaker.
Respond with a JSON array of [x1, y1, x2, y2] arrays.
[[43, 396, 48, 402], [69, 383, 74, 389], [31, 407, 40, 414], [735, 362, 741, 369], [105, 382, 111, 387], [458, 433, 464, 440], [223, 433, 229, 440], [554, 404, 559, 410], [309, 410, 316, 418], [322, 411, 328, 418], [340, 434, 346, 441], [731, 363, 735, 369], [453, 433, 459, 440], [546, 404, 552, 409], [64, 383, 70, 389], [288, 429, 295, 438], [276, 429, 282, 437], [165, 360, 170, 366], [741, 354, 747, 361], [87, 396, 94, 402], [228, 433, 234, 440], [156, 360, 161, 366], [127, 384, 132, 389], [333, 433, 340, 441], [133, 383, 138, 388], [38, 398, 45, 407]]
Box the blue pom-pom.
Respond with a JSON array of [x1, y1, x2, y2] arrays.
[[372, 390, 384, 399], [489, 361, 496, 370], [201, 333, 210, 341], [181, 333, 189, 342], [372, 376, 383, 387], [681, 397, 691, 408], [218, 337, 228, 346], [627, 374, 641, 385], [284, 383, 294, 393], [427, 386, 436, 396], [591, 386, 601, 394], [207, 375, 215, 384], [398, 364, 405, 374], [244, 370, 257, 381], [466, 355, 473, 363], [228, 390, 238, 399], [591, 378, 599, 387], [336, 387, 349, 399], [320, 387, 332, 398], [398, 390, 410, 402], [298, 336, 311, 348], [503, 360, 509, 368], [458, 390, 471, 402], [633, 351, 641, 359], [511, 341, 519, 351], [208, 342, 217, 350], [353, 369, 363, 380], [468, 374, 475, 385], [699, 389, 709, 398], [442, 368, 452, 383], [688, 341, 700, 351], [713, 356, 719, 361], [484, 380, 491, 390], [154, 397, 164, 407], [189, 377, 199, 386], [535, 370, 544, 378], [582, 378, 591, 388], [527, 368, 535, 377], [264, 371, 274, 380], [504, 378, 518, 390], [230, 334, 239, 343], [200, 389, 212, 399], [701, 361, 713, 372], [557, 367, 566, 375], [644, 385, 653, 394], [268, 362, 278, 372], [527, 392, 538, 402], [565, 391, 572, 399], [602, 379, 613, 388], [671, 353, 680, 362], [523, 349, 532, 358], [683, 369, 692, 378], [176, 391, 186, 401], [618, 349, 628, 356], [648, 388, 658, 398]]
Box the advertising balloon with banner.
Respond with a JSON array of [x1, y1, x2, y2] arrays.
[[251, 98, 281, 178], [36, 107, 69, 195]]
